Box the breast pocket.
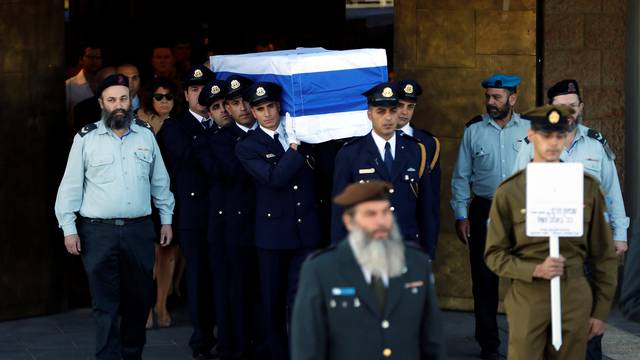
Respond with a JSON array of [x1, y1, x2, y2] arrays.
[[134, 150, 153, 179], [472, 149, 492, 170], [87, 154, 115, 184]]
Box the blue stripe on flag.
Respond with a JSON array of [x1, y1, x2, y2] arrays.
[[216, 66, 387, 117]]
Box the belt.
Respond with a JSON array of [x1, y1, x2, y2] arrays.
[[81, 215, 150, 226]]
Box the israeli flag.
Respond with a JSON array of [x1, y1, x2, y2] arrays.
[[211, 48, 388, 143]]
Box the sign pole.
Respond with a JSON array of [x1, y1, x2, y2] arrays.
[[550, 235, 563, 350]]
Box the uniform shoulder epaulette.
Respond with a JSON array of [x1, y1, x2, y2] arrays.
[[342, 135, 365, 147], [465, 115, 483, 128], [77, 123, 97, 137], [522, 135, 530, 144], [306, 244, 337, 260], [400, 132, 421, 143], [135, 119, 154, 132], [586, 128, 616, 160]]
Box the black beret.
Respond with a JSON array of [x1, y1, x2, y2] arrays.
[[362, 82, 399, 107], [198, 80, 229, 107], [334, 181, 393, 208], [397, 79, 423, 102], [547, 79, 581, 103], [522, 104, 575, 133], [183, 64, 215, 86], [225, 75, 255, 100], [243, 82, 282, 106], [96, 74, 129, 97]]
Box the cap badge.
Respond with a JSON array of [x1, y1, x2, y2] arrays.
[[548, 110, 560, 124], [567, 82, 576, 93], [212, 85, 221, 95], [382, 87, 394, 98], [230, 80, 240, 89], [256, 87, 266, 96], [403, 84, 414, 94], [194, 69, 203, 78]]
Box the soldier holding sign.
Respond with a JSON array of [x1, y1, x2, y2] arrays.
[[484, 105, 617, 360]]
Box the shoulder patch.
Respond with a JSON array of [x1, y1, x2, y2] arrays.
[[135, 119, 154, 132], [465, 115, 483, 128], [586, 128, 616, 160], [77, 123, 97, 137], [307, 245, 337, 260]]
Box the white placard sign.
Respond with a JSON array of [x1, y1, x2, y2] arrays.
[[526, 162, 584, 237]]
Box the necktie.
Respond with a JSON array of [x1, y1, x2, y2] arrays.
[[202, 119, 212, 129], [371, 275, 386, 312], [274, 133, 285, 150], [384, 141, 393, 172]]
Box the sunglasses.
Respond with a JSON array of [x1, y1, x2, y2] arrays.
[[153, 93, 175, 101]]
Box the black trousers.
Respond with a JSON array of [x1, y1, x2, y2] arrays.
[[180, 228, 217, 353], [257, 248, 312, 360], [468, 196, 500, 352], [213, 244, 264, 359], [78, 217, 155, 360]]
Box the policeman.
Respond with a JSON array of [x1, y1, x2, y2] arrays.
[[157, 64, 218, 359], [485, 105, 618, 360], [235, 81, 322, 360], [198, 79, 232, 129], [396, 79, 441, 257], [450, 74, 530, 359], [223, 74, 257, 131], [291, 181, 445, 360], [55, 74, 175, 360], [331, 82, 436, 258], [512, 79, 629, 256]]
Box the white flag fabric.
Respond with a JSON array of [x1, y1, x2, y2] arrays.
[[211, 48, 388, 143]]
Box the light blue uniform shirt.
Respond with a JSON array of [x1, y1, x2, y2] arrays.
[[55, 120, 175, 236], [451, 113, 530, 219], [511, 124, 629, 241]]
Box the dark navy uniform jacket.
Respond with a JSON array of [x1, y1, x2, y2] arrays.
[[410, 126, 441, 254], [194, 123, 256, 247], [235, 127, 321, 250], [331, 131, 438, 258], [291, 240, 445, 360], [157, 111, 208, 230]]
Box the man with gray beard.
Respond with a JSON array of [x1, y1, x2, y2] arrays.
[[291, 181, 445, 360], [55, 74, 175, 360]]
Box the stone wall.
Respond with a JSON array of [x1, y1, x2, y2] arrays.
[[544, 0, 626, 181], [0, 0, 68, 320], [395, 0, 538, 310]]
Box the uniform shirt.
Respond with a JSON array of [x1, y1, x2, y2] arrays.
[[511, 124, 629, 241], [371, 130, 396, 160], [260, 123, 288, 150], [65, 69, 93, 113], [236, 121, 258, 133], [400, 123, 414, 136], [485, 169, 617, 321], [55, 120, 175, 236], [450, 113, 530, 219]]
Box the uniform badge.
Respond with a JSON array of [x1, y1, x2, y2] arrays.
[[358, 168, 375, 174], [256, 87, 266, 96], [568, 82, 576, 93], [212, 85, 221, 94], [265, 153, 276, 158], [382, 87, 393, 98], [405, 281, 424, 288], [407, 167, 416, 172], [230, 79, 240, 89], [331, 287, 356, 296], [548, 110, 560, 124], [404, 84, 414, 94], [194, 69, 203, 78]]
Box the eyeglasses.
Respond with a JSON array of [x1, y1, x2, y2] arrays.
[[153, 93, 175, 101]]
